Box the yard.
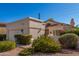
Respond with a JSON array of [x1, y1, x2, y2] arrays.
[[1, 46, 79, 56], [0, 30, 79, 56], [0, 44, 31, 56]]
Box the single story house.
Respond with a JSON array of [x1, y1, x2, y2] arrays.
[[6, 17, 45, 41], [0, 17, 75, 41]]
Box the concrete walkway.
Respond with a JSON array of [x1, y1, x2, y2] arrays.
[[0, 44, 31, 56], [0, 47, 23, 56]]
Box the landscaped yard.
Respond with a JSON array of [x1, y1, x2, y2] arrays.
[[32, 49, 79, 56], [0, 47, 22, 56], [1, 47, 79, 56], [1, 30, 79, 56], [0, 45, 31, 56]]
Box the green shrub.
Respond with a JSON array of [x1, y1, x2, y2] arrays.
[[15, 34, 32, 45], [59, 33, 78, 49], [0, 34, 6, 41], [60, 30, 79, 36], [32, 35, 61, 53], [0, 41, 16, 52], [19, 48, 33, 56]]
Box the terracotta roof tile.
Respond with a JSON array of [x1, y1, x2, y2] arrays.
[[0, 23, 6, 27]]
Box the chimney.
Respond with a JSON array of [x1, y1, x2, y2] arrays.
[[70, 18, 75, 27]]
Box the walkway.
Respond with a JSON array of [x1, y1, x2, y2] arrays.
[[0, 47, 23, 56], [0, 45, 31, 56]]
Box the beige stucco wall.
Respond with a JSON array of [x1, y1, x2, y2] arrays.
[[47, 24, 64, 36], [48, 24, 64, 31], [29, 20, 45, 39], [6, 18, 45, 40], [6, 19, 29, 41]]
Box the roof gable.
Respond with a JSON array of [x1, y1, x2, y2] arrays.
[[45, 18, 70, 27]]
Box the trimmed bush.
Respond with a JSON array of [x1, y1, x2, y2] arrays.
[[32, 35, 61, 53], [0, 41, 16, 52], [59, 33, 78, 49], [15, 34, 32, 45], [19, 48, 33, 56], [60, 30, 79, 36], [0, 34, 6, 41]]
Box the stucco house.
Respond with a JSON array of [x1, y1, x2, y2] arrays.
[[45, 18, 75, 36], [0, 17, 75, 41], [6, 17, 45, 41]]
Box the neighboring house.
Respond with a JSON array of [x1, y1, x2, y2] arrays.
[[0, 17, 75, 41]]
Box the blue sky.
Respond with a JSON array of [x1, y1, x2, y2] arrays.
[[0, 3, 79, 25]]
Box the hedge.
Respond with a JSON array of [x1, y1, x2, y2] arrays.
[[60, 30, 79, 36], [59, 33, 78, 49], [32, 35, 61, 53], [15, 34, 32, 45], [0, 34, 6, 41], [18, 48, 33, 56], [0, 41, 16, 52]]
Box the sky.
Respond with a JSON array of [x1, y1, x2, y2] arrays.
[[0, 3, 79, 25]]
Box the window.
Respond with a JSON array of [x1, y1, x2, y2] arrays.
[[21, 29, 24, 34]]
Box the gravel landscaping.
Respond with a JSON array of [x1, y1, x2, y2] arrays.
[[0, 47, 79, 56], [32, 49, 79, 56]]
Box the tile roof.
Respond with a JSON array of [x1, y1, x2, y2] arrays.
[[0, 23, 6, 27], [45, 18, 70, 26]]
